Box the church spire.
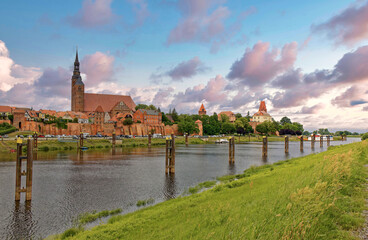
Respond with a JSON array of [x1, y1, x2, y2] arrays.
[[74, 47, 80, 72]]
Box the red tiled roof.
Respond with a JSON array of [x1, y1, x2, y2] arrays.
[[259, 101, 267, 112], [84, 93, 136, 113], [0, 106, 13, 113], [253, 111, 271, 117], [218, 111, 234, 117]]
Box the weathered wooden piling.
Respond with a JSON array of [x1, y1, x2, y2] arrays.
[[79, 133, 84, 148], [148, 134, 152, 147], [262, 136, 268, 157], [229, 137, 235, 164], [112, 132, 116, 147], [320, 135, 323, 147], [311, 134, 315, 149], [15, 137, 34, 201], [285, 136, 289, 154], [165, 134, 175, 174], [327, 136, 330, 146], [185, 134, 188, 146], [300, 136, 304, 151], [33, 132, 38, 150]]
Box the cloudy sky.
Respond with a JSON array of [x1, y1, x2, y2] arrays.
[[0, 0, 367, 132]]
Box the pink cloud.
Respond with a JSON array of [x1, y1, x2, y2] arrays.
[[312, 2, 368, 46], [81, 51, 115, 87], [67, 0, 118, 28], [298, 103, 324, 114], [227, 41, 298, 87]]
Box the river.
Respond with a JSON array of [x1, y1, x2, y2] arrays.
[[0, 138, 360, 239]]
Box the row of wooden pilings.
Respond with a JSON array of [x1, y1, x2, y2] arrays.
[[262, 135, 332, 157], [15, 132, 341, 201]]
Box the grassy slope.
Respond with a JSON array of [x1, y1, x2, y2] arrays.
[[55, 141, 368, 240]]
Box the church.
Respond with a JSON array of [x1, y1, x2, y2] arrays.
[[71, 50, 136, 124]]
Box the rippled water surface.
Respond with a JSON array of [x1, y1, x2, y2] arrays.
[[0, 138, 360, 239]]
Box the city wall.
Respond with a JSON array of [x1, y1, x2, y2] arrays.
[[20, 120, 179, 136]]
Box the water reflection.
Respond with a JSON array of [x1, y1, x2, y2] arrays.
[[6, 201, 36, 240], [163, 175, 176, 200], [227, 163, 236, 175]]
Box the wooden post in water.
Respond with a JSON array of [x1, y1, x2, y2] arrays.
[[320, 135, 323, 147], [112, 132, 116, 148], [285, 136, 289, 154], [185, 134, 188, 146], [79, 133, 83, 148], [26, 138, 33, 201], [327, 136, 330, 146], [15, 137, 22, 201], [165, 135, 175, 174], [148, 134, 152, 147], [33, 132, 38, 150], [300, 136, 304, 151], [311, 134, 315, 149], [262, 136, 268, 157], [229, 137, 235, 164], [15, 137, 34, 201]]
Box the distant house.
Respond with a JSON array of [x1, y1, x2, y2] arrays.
[[218, 111, 236, 122], [133, 109, 162, 125], [251, 101, 272, 123], [0, 106, 13, 119], [25, 110, 39, 121]]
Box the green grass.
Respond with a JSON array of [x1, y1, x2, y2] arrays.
[[51, 141, 368, 240], [136, 198, 155, 207], [77, 208, 123, 225]]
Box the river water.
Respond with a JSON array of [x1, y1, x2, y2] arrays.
[[0, 138, 360, 239]]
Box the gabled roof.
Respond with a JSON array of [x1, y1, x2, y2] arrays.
[[95, 105, 104, 113], [26, 110, 38, 118], [39, 109, 57, 116], [84, 93, 136, 113], [253, 111, 271, 117]]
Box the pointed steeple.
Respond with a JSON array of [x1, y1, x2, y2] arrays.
[[75, 47, 79, 63], [74, 47, 80, 72], [198, 103, 207, 115], [259, 101, 267, 112]]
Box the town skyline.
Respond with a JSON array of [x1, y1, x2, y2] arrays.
[[0, 0, 367, 132]]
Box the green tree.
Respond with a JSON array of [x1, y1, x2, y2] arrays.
[[8, 114, 13, 122], [220, 114, 229, 123], [235, 113, 242, 119], [135, 104, 149, 110], [73, 118, 78, 123], [171, 108, 179, 122], [123, 118, 133, 125], [303, 131, 311, 136], [256, 121, 276, 135], [221, 122, 236, 134], [178, 117, 199, 135], [161, 113, 173, 125], [280, 116, 292, 125], [148, 104, 157, 110]]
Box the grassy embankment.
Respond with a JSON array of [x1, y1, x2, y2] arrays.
[[51, 141, 368, 240], [0, 135, 301, 154]]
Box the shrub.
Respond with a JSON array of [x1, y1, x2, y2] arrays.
[[60, 228, 81, 239], [123, 118, 133, 125], [361, 133, 368, 140]]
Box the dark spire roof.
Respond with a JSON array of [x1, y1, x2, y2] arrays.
[[74, 47, 79, 67]]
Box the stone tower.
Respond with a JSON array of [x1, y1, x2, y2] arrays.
[[71, 49, 84, 112], [198, 103, 206, 115]]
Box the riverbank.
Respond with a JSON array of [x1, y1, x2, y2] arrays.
[[51, 141, 368, 239], [0, 135, 302, 155]]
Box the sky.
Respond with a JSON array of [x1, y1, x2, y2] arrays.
[[0, 0, 367, 132]]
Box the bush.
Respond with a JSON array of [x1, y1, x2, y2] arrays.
[[123, 118, 133, 125], [361, 133, 368, 140]]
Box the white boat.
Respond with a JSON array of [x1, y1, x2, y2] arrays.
[[307, 135, 334, 141], [215, 139, 229, 143]]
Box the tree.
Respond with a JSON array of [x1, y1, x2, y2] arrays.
[[171, 108, 179, 122], [303, 131, 311, 136], [280, 116, 292, 125], [256, 121, 276, 135], [292, 122, 304, 132], [235, 113, 242, 119], [221, 122, 236, 134], [220, 114, 229, 123], [148, 104, 157, 110], [135, 104, 149, 110], [161, 113, 173, 125], [123, 118, 133, 125], [178, 117, 199, 135], [8, 114, 13, 122], [73, 118, 78, 123]]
